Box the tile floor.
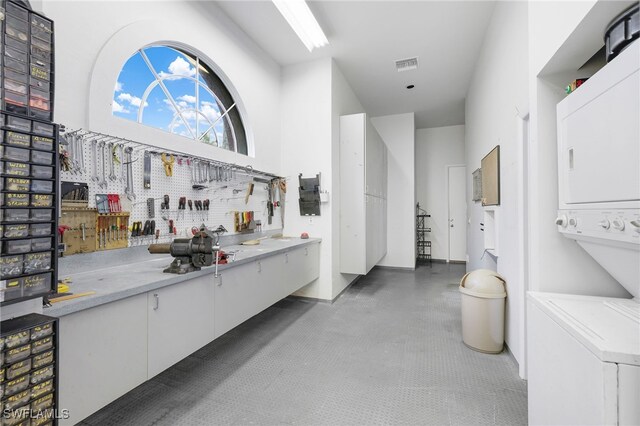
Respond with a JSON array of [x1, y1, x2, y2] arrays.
[[82, 263, 527, 425]]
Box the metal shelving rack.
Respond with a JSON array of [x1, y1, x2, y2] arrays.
[[416, 203, 431, 266]]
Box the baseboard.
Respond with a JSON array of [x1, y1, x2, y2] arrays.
[[449, 260, 467, 265], [503, 342, 520, 371], [374, 265, 415, 271]]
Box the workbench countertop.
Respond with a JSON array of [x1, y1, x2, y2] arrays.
[[46, 237, 321, 317]]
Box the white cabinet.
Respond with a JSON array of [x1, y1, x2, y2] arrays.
[[215, 243, 320, 338], [340, 113, 388, 275], [286, 244, 320, 294], [58, 242, 320, 424], [58, 294, 148, 426], [147, 275, 215, 377], [214, 258, 278, 338]]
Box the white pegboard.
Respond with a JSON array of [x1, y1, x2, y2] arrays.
[[60, 131, 284, 246]]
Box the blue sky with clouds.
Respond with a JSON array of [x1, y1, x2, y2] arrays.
[[113, 46, 227, 143]]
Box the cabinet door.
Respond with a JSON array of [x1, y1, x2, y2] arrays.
[[58, 294, 148, 426], [285, 244, 320, 294], [257, 254, 284, 309], [214, 263, 260, 338], [147, 276, 215, 378]]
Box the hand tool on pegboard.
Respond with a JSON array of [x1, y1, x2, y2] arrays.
[[178, 197, 186, 220], [161, 153, 175, 177], [144, 151, 152, 188]]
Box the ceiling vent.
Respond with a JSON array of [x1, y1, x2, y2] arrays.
[[395, 57, 419, 72]]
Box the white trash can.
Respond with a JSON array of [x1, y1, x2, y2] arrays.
[[459, 269, 506, 354]]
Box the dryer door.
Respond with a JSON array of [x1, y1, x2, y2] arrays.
[[557, 43, 640, 208]]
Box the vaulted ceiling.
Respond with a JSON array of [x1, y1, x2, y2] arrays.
[[216, 1, 496, 129]]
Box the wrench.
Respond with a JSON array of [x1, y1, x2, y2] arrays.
[[94, 141, 104, 188], [125, 147, 136, 200], [100, 141, 109, 188], [108, 142, 117, 181], [118, 144, 126, 182]]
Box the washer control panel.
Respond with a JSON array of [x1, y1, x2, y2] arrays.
[[556, 209, 640, 243]]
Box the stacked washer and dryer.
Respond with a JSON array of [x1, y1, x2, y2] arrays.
[[526, 11, 640, 426]]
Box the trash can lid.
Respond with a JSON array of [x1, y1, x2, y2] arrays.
[[459, 269, 506, 298]]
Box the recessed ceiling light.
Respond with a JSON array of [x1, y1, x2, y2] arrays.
[[272, 0, 329, 52], [406, 85, 415, 89]]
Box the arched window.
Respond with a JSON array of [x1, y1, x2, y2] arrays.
[[112, 45, 248, 155]]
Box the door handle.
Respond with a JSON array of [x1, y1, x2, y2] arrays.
[[451, 225, 454, 228], [153, 293, 159, 310], [257, 261, 262, 273], [285, 253, 289, 263]]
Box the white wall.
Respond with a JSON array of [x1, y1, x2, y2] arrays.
[[527, 0, 631, 298], [372, 113, 416, 269], [331, 60, 365, 297], [415, 125, 465, 261], [465, 1, 529, 373], [282, 58, 366, 301], [281, 58, 333, 300], [42, 1, 282, 173]]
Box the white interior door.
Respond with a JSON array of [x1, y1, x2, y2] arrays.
[[448, 166, 467, 262]]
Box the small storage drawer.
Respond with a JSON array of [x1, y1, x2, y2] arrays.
[[4, 209, 30, 222], [2, 89, 28, 115], [6, 2, 29, 21], [31, 122, 54, 137], [30, 194, 53, 208], [30, 209, 52, 222], [0, 255, 23, 277], [3, 54, 28, 73], [0, 277, 23, 302], [30, 165, 52, 179], [2, 406, 31, 426], [4, 178, 30, 191], [5, 116, 31, 132], [4, 224, 29, 238], [30, 363, 53, 384], [29, 76, 50, 92], [3, 77, 28, 95], [31, 136, 53, 151], [4, 343, 31, 364], [31, 336, 53, 355], [30, 378, 53, 400], [6, 359, 31, 381], [2, 147, 29, 162], [3, 161, 30, 177], [23, 252, 51, 274], [4, 239, 31, 254], [29, 223, 51, 237], [4, 68, 28, 84], [30, 44, 51, 63], [30, 237, 51, 251], [30, 150, 53, 165], [4, 330, 29, 349], [2, 193, 29, 207], [4, 374, 30, 397], [5, 131, 31, 147], [30, 180, 53, 193], [30, 322, 53, 341], [30, 62, 50, 82], [31, 392, 54, 412], [31, 349, 53, 369], [3, 389, 30, 410], [30, 23, 52, 43], [23, 273, 51, 297]]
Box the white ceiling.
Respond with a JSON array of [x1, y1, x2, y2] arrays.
[[215, 1, 496, 129]]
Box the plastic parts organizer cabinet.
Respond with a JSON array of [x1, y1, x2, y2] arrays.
[[0, 0, 59, 306], [1, 313, 59, 425]]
